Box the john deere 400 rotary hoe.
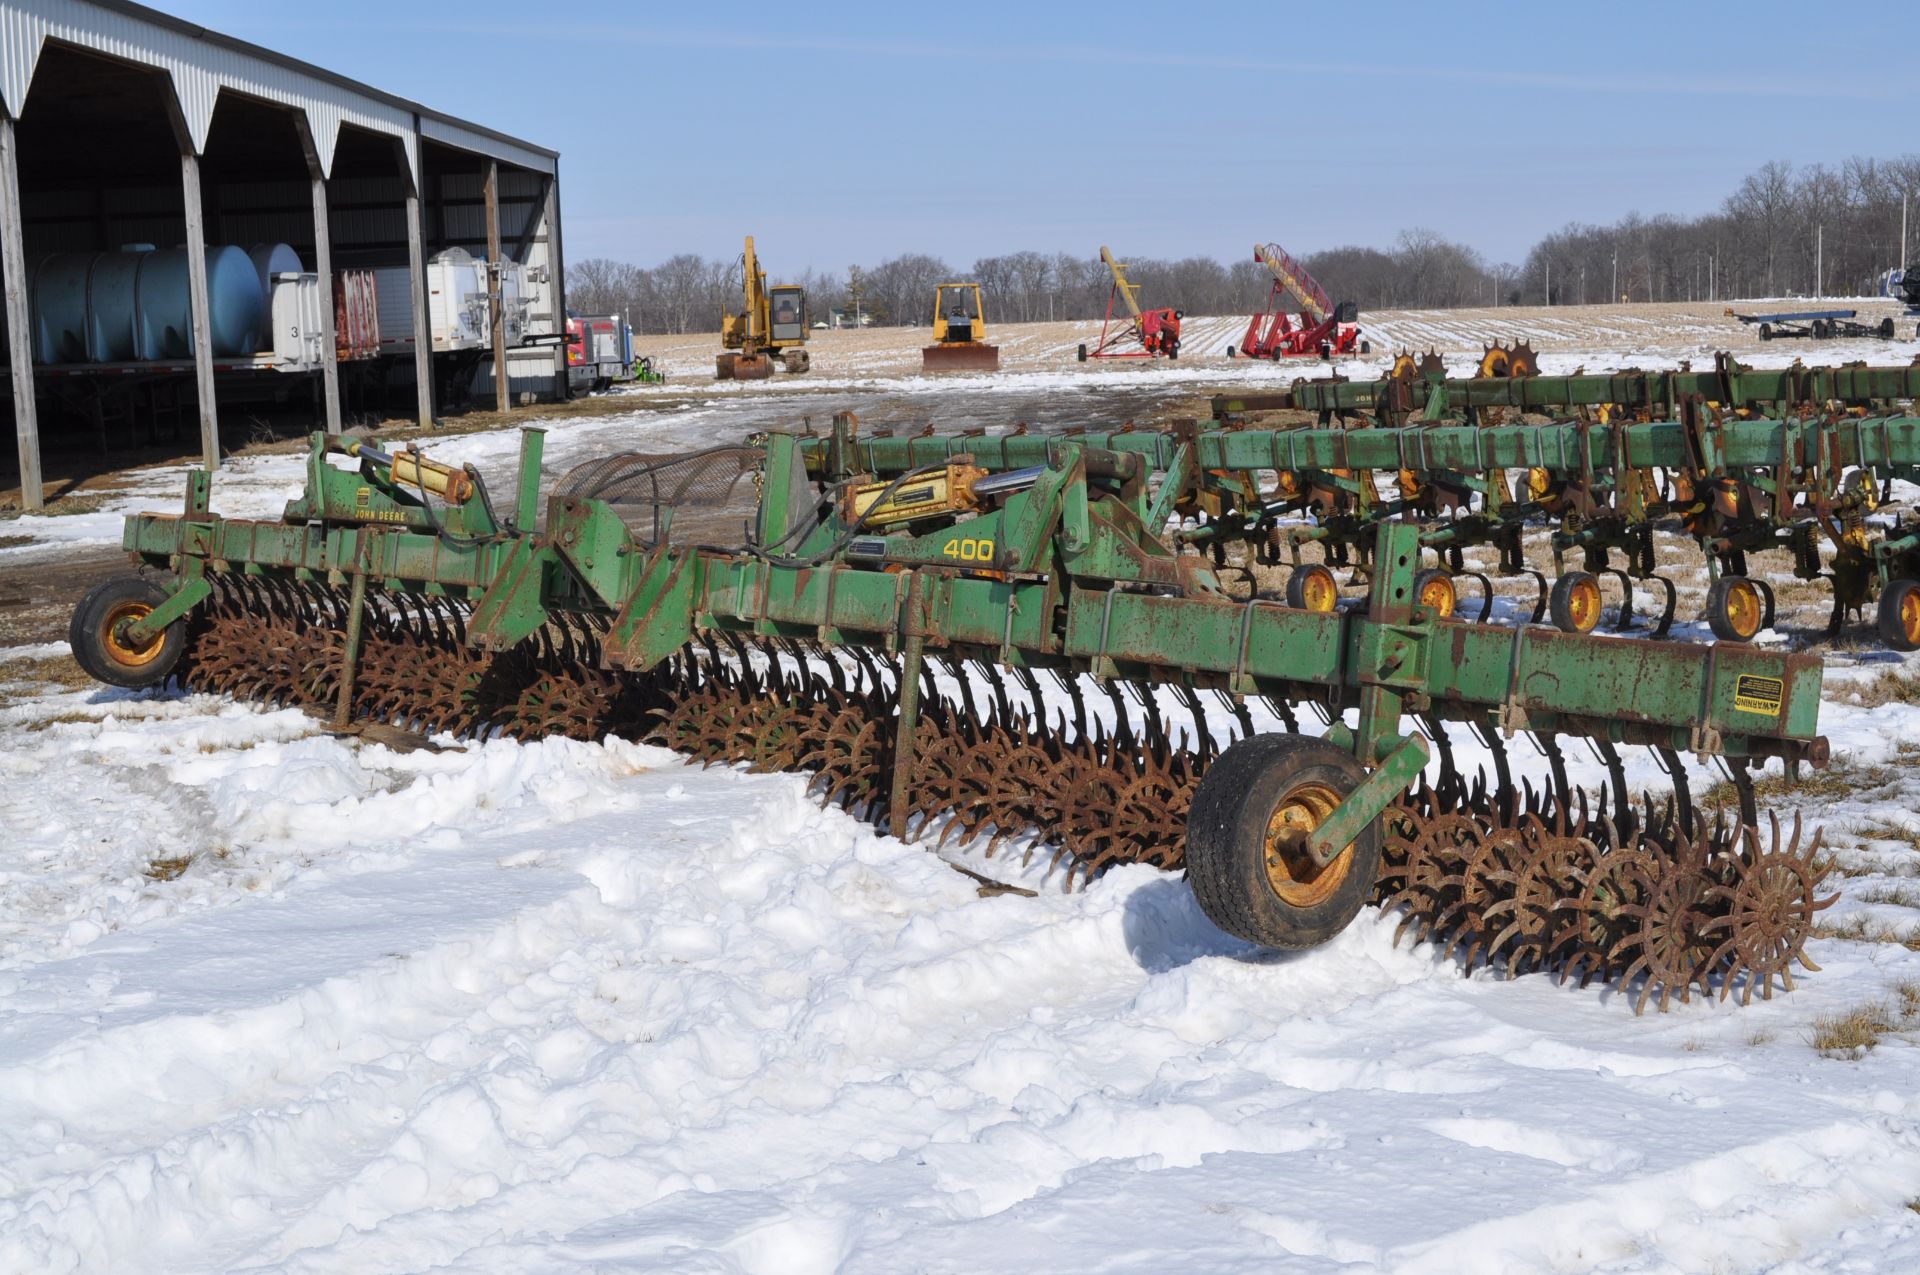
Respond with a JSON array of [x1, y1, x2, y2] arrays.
[[71, 415, 1846, 1013]]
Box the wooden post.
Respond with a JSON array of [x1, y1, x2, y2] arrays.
[[311, 175, 342, 434], [0, 114, 41, 510], [545, 177, 568, 400], [405, 180, 434, 429], [485, 160, 509, 412], [180, 151, 219, 472]]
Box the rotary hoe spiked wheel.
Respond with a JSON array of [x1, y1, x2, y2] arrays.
[[131, 574, 1839, 1014]]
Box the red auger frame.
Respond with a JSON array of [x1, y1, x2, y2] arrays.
[[1230, 242, 1368, 361], [1077, 245, 1182, 361]]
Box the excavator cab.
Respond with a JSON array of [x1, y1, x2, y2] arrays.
[[769, 286, 807, 343]]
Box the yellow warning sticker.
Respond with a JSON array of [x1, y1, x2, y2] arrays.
[[1733, 674, 1784, 716]]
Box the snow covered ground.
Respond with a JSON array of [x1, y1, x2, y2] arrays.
[[5, 354, 1920, 1271]]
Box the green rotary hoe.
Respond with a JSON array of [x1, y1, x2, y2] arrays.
[[1206, 353, 1920, 644], [70, 414, 1843, 1012]]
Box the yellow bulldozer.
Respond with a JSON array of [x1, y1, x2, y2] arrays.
[[716, 235, 810, 380], [920, 282, 1000, 373]]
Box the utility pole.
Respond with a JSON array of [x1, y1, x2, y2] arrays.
[[1816, 224, 1823, 297], [1611, 252, 1618, 303], [1544, 259, 1550, 306], [1902, 195, 1909, 274]]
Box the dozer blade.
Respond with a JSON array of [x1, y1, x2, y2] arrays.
[[921, 343, 1001, 374]]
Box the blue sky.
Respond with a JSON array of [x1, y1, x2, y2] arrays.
[[169, 0, 1920, 273]]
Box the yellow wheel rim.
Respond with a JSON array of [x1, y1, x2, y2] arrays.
[[1565, 577, 1602, 633], [1263, 780, 1353, 908], [1900, 589, 1920, 647], [1526, 467, 1555, 501], [1298, 568, 1338, 613], [1721, 579, 1763, 640], [100, 600, 164, 667], [1418, 573, 1456, 617]]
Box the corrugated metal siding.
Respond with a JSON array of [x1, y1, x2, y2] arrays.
[[0, 0, 419, 176], [419, 114, 553, 178], [0, 1, 557, 180]]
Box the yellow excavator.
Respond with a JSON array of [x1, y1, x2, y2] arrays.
[[716, 235, 810, 380], [920, 282, 1000, 373]]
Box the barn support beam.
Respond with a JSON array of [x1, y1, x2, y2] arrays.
[[404, 133, 435, 430], [485, 159, 508, 413], [180, 150, 220, 472], [311, 175, 342, 434], [0, 114, 40, 510]]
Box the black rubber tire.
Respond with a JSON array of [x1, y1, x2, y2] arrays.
[[1077, 343, 1088, 362], [1285, 563, 1339, 612], [1166, 340, 1179, 360], [1360, 340, 1372, 354], [69, 576, 186, 689], [1548, 570, 1603, 635], [1758, 324, 1772, 342], [1880, 317, 1895, 339], [1878, 578, 1920, 651], [1185, 733, 1382, 950], [1705, 574, 1764, 642]]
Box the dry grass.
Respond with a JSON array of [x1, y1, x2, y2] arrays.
[[1745, 1026, 1777, 1047], [1860, 883, 1920, 909], [1811, 1002, 1897, 1059], [1813, 915, 1920, 951], [1701, 754, 1894, 808], [0, 492, 111, 520], [1809, 981, 1920, 1060], [1843, 668, 1920, 708], [144, 855, 192, 881]]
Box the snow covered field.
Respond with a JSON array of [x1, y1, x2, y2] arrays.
[[5, 340, 1920, 1272]]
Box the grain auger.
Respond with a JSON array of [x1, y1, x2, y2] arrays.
[[74, 419, 1837, 1011]]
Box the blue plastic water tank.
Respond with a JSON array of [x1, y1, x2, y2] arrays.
[[30, 254, 92, 364], [86, 248, 146, 361], [204, 244, 267, 356], [28, 243, 269, 364]]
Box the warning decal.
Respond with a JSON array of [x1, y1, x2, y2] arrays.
[[1733, 674, 1784, 716]]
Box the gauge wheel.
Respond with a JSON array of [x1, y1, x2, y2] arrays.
[[1878, 578, 1920, 651], [69, 576, 186, 689], [1706, 575, 1765, 642], [1549, 570, 1604, 635], [1185, 733, 1381, 950], [1413, 568, 1457, 618], [1286, 563, 1340, 613]]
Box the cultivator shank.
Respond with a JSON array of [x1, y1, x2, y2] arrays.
[[79, 415, 1841, 1011]]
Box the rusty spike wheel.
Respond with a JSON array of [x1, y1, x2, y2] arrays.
[[70, 577, 188, 690], [1187, 734, 1381, 950], [1704, 815, 1837, 1005], [1612, 840, 1718, 1015]]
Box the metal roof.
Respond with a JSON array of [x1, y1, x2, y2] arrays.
[[0, 0, 557, 178]]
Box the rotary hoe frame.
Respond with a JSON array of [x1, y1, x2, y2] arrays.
[[75, 419, 1840, 1013]]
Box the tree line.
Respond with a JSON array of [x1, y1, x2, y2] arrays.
[[570, 154, 1920, 331]]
